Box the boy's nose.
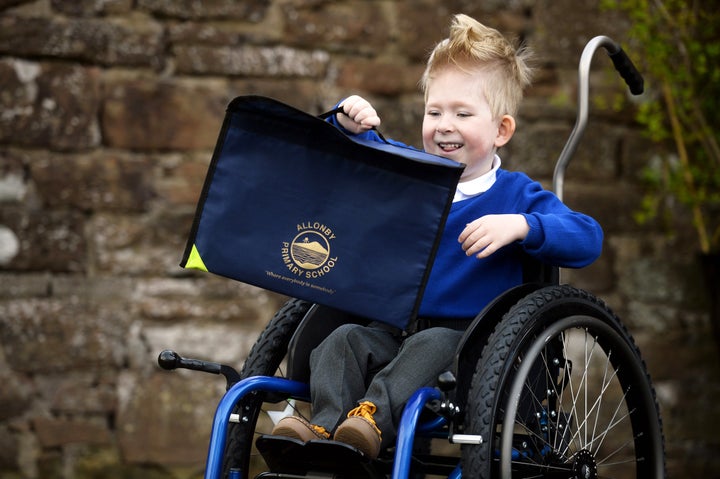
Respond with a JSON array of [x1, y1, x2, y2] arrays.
[[436, 116, 454, 133]]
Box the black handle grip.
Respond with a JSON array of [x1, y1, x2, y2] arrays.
[[608, 47, 644, 95], [157, 349, 222, 375], [157, 349, 181, 369]]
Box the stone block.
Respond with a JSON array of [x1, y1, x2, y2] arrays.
[[0, 149, 30, 205], [89, 211, 194, 276], [102, 78, 228, 151], [562, 181, 644, 234], [48, 275, 135, 301], [504, 122, 573, 179], [337, 59, 425, 96], [0, 15, 164, 68], [131, 275, 285, 305], [633, 326, 720, 479], [33, 417, 112, 448], [520, 70, 579, 124], [508, 119, 633, 188], [0, 224, 20, 267], [619, 252, 708, 311], [135, 286, 275, 325], [281, 2, 391, 53], [116, 371, 220, 466], [151, 153, 210, 208], [128, 277, 286, 339], [557, 123, 622, 182], [0, 425, 20, 471], [0, 349, 33, 421], [0, 273, 51, 299], [228, 78, 326, 113], [50, 0, 133, 16], [70, 447, 178, 479], [174, 44, 330, 78], [0, 0, 29, 11], [30, 152, 155, 212], [45, 373, 118, 415], [533, 0, 631, 68], [0, 298, 130, 373], [138, 0, 270, 21], [0, 207, 86, 272], [561, 251, 615, 294], [168, 20, 280, 46], [396, 2, 452, 61], [622, 128, 671, 183], [0, 59, 101, 150], [143, 322, 257, 367]]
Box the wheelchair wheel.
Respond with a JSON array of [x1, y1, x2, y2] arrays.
[[462, 285, 665, 479], [222, 298, 312, 479]]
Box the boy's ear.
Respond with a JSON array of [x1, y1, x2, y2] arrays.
[[495, 115, 516, 148]]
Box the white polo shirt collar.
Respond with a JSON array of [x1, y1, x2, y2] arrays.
[[453, 155, 501, 202]]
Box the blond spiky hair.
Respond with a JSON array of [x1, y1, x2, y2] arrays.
[[420, 14, 533, 118]]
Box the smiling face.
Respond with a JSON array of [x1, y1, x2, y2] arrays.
[[422, 66, 515, 181]]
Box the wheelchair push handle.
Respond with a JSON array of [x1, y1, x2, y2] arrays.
[[608, 46, 644, 95], [553, 35, 644, 201], [158, 349, 220, 373], [157, 349, 241, 390]]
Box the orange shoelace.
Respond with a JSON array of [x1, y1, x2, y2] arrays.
[[311, 424, 330, 439], [346, 401, 382, 437]]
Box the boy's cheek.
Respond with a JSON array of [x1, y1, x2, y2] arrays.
[[421, 130, 435, 151], [422, 139, 437, 154]]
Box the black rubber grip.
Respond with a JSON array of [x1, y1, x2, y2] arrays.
[[157, 349, 221, 374], [608, 47, 644, 95]]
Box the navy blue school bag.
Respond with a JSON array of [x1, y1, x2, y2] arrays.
[[180, 96, 464, 330]]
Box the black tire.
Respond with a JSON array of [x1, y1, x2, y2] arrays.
[[222, 298, 312, 479], [462, 285, 665, 479]]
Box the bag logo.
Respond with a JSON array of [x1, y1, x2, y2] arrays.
[[282, 222, 338, 279]]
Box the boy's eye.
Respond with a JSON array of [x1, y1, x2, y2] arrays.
[[457, 112, 472, 118], [426, 110, 441, 117]]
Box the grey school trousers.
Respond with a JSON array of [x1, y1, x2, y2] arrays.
[[308, 322, 464, 449]]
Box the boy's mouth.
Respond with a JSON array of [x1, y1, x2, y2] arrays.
[[438, 142, 463, 152]]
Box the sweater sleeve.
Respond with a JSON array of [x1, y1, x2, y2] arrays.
[[517, 177, 603, 268]]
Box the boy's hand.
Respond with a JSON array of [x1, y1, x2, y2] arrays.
[[337, 95, 381, 134], [459, 214, 530, 259]]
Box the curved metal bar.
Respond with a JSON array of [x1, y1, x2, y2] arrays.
[[553, 35, 620, 201], [416, 414, 448, 434], [392, 387, 442, 479], [204, 376, 310, 479]]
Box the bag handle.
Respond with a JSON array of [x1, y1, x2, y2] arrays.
[[319, 106, 389, 143]]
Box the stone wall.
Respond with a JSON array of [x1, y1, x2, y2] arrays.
[[0, 0, 718, 478]]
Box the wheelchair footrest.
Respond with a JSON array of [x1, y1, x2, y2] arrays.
[[256, 435, 388, 478]]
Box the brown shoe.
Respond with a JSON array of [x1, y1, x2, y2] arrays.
[[271, 416, 330, 442], [334, 401, 382, 458]]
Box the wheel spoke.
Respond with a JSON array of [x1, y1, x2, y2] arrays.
[[596, 432, 642, 467], [589, 386, 633, 455], [589, 347, 614, 451]]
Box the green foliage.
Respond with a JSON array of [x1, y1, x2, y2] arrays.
[[602, 0, 720, 252]]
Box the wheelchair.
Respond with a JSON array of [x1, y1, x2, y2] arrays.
[[158, 36, 666, 479]]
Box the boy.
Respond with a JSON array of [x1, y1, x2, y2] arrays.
[[271, 14, 603, 458]]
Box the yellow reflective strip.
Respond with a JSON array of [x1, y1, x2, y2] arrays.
[[184, 244, 208, 272]]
